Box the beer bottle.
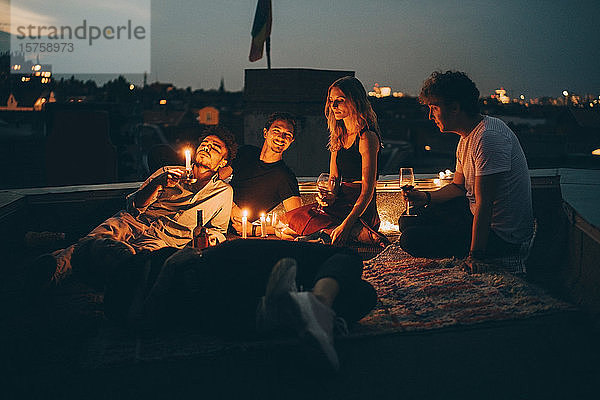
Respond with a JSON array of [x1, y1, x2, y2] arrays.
[[192, 209, 209, 249]]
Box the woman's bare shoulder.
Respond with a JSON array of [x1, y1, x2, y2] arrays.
[[359, 129, 380, 149]]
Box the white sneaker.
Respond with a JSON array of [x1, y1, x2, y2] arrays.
[[256, 258, 298, 333], [289, 291, 339, 372], [256, 258, 339, 371]]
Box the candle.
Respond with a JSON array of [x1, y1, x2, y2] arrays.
[[434, 178, 441, 187], [445, 169, 452, 176], [242, 210, 248, 239], [271, 211, 278, 227], [438, 171, 445, 180], [185, 149, 192, 171], [260, 213, 267, 237]]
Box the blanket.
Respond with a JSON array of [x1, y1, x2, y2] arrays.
[[83, 240, 574, 368]]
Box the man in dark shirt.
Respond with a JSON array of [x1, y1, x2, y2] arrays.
[[224, 112, 302, 235]]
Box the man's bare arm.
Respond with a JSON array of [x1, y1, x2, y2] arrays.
[[404, 171, 466, 207], [470, 173, 500, 255]]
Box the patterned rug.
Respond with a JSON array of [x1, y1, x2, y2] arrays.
[[83, 240, 575, 369], [357, 241, 574, 335]]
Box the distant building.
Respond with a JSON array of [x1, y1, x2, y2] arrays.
[[10, 53, 53, 84], [369, 83, 392, 98], [493, 88, 510, 104], [0, 90, 55, 111], [196, 106, 219, 125]]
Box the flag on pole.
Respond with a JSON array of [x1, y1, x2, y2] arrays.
[[249, 0, 272, 62]]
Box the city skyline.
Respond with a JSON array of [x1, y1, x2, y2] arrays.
[[1, 0, 599, 98]]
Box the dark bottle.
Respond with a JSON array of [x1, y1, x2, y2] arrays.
[[192, 209, 209, 249]]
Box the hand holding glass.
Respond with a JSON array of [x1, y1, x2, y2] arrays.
[[399, 167, 415, 216], [181, 168, 197, 184], [316, 173, 340, 212]]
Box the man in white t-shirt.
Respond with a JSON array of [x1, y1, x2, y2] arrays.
[[400, 71, 534, 273]]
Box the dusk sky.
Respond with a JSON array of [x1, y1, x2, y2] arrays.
[[2, 0, 599, 98]]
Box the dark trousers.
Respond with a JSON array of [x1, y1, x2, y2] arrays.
[[105, 240, 377, 337], [398, 197, 520, 259]]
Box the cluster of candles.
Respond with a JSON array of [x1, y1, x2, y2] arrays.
[[241, 210, 278, 239], [433, 169, 454, 186]]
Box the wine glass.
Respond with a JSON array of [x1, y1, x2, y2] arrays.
[[181, 168, 197, 184], [399, 167, 415, 216], [316, 173, 339, 212]]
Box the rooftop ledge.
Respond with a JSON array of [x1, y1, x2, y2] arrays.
[[1, 169, 599, 234]]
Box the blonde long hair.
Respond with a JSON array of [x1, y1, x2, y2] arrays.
[[325, 76, 381, 152]]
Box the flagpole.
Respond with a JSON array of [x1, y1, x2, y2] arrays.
[[266, 37, 271, 69]]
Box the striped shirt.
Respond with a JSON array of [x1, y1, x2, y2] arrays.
[[126, 166, 233, 247], [456, 116, 533, 244]]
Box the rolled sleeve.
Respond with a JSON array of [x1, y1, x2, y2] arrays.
[[125, 167, 169, 216], [205, 185, 233, 244]]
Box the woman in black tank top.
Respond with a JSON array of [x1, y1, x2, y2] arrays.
[[320, 76, 384, 245]]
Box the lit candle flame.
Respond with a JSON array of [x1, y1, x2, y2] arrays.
[[439, 171, 445, 180]]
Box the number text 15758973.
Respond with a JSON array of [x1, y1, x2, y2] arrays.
[[19, 42, 74, 53]]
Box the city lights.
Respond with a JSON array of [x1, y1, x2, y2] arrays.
[[495, 88, 510, 104], [369, 83, 393, 98]]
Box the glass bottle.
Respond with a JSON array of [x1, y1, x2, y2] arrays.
[[192, 209, 209, 249]]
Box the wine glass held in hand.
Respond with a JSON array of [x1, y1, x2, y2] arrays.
[[399, 167, 416, 216], [316, 173, 340, 212], [181, 168, 197, 184]]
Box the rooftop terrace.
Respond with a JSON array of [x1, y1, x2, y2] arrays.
[[1, 169, 599, 399]]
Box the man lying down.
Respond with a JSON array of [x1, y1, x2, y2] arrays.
[[104, 240, 376, 372]]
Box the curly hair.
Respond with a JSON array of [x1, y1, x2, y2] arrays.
[[324, 76, 381, 152], [419, 71, 480, 116], [200, 126, 238, 161], [264, 112, 298, 138]]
